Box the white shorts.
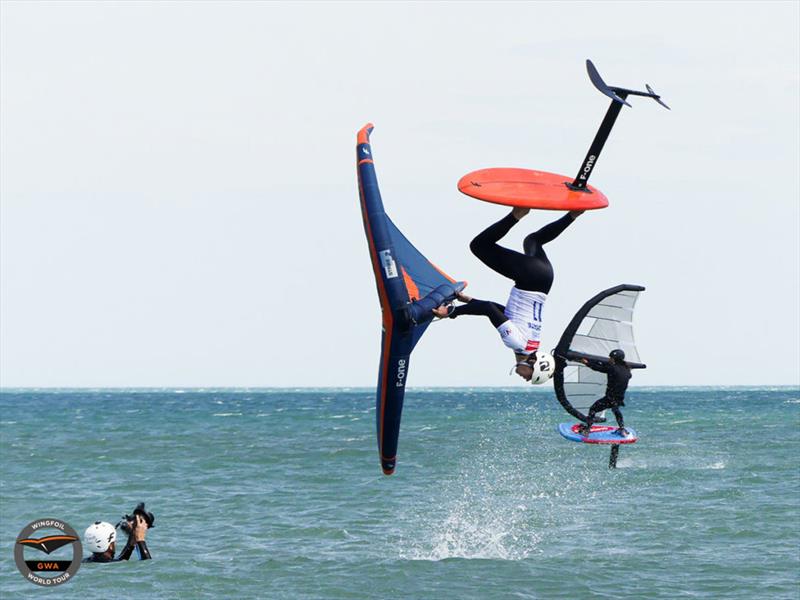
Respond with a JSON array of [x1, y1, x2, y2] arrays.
[[497, 320, 540, 355]]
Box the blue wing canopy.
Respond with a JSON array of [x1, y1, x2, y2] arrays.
[[356, 123, 466, 475]]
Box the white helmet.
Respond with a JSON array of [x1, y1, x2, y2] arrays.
[[84, 521, 116, 553], [529, 351, 555, 385]]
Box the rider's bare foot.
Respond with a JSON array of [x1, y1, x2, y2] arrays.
[[456, 292, 472, 303], [512, 207, 530, 220]]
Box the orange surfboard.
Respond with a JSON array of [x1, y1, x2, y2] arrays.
[[458, 168, 608, 211]]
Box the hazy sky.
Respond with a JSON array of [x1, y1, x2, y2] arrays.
[[2, 1, 798, 387]]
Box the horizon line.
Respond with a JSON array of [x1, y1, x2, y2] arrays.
[[2, 384, 799, 391]]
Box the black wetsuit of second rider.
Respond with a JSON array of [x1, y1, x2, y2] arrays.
[[449, 211, 579, 329], [583, 359, 632, 429]]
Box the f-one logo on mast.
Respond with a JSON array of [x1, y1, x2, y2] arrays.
[[579, 155, 597, 180], [14, 518, 82, 586]]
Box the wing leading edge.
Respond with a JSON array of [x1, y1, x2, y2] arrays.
[[356, 123, 466, 474]]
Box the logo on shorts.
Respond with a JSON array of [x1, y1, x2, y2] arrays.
[[14, 519, 82, 586]]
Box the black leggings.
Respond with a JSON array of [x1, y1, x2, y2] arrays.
[[587, 397, 624, 428], [449, 299, 507, 328], [449, 211, 576, 331], [468, 212, 575, 293]]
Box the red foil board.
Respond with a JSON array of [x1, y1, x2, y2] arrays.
[[458, 168, 609, 210]]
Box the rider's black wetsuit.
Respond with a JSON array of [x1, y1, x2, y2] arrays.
[[583, 359, 632, 428], [449, 211, 578, 329], [82, 540, 151, 563]]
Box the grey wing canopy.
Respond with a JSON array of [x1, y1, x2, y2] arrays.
[[553, 284, 647, 423]]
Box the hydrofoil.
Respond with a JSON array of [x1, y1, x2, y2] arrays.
[[458, 60, 669, 210]]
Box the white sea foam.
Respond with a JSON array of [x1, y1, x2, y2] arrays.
[[704, 461, 726, 470], [402, 502, 540, 561]]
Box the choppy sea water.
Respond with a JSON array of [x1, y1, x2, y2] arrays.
[[1, 388, 798, 599]]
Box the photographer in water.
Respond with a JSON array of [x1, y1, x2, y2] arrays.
[[83, 503, 154, 563]]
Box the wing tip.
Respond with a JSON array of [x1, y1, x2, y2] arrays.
[[381, 456, 396, 475], [357, 123, 375, 145]]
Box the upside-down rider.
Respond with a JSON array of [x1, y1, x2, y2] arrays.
[[433, 207, 584, 381], [577, 349, 631, 436]]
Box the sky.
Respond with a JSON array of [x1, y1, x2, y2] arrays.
[[1, 1, 798, 387]]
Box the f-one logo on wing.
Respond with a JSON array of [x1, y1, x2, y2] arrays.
[[396, 359, 407, 387], [14, 518, 82, 586]]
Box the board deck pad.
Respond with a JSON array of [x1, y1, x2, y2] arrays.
[[458, 168, 609, 210], [558, 423, 638, 444]]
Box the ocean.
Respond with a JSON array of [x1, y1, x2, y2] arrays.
[[1, 388, 798, 599]]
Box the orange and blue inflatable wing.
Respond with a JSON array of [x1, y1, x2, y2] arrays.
[[356, 123, 466, 475]]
